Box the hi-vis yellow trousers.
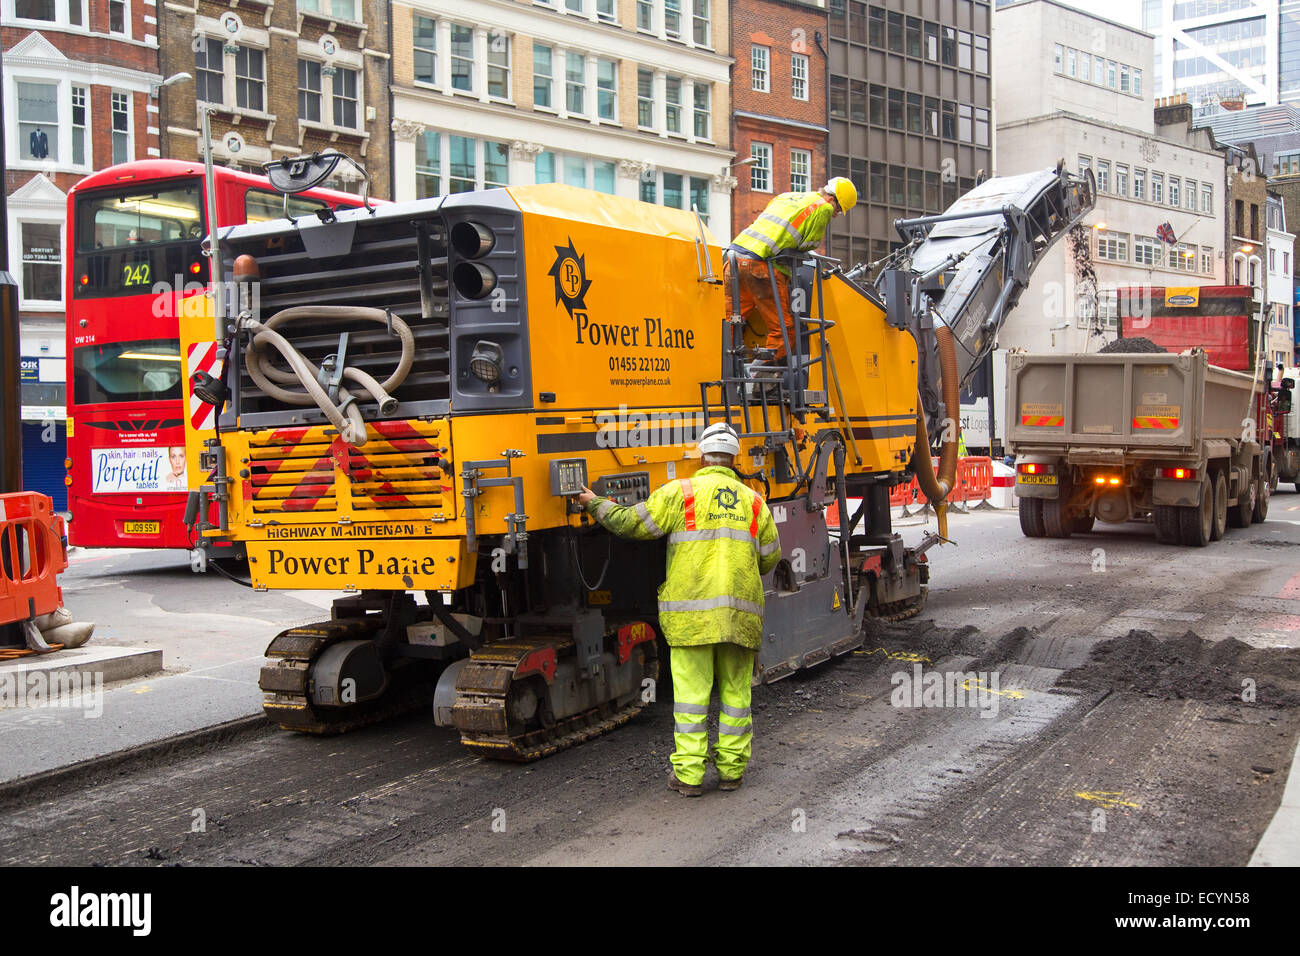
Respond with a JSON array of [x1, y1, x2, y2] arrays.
[[669, 643, 756, 786]]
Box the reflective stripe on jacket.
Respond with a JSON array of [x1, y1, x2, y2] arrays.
[[730, 191, 835, 260], [586, 466, 782, 649]]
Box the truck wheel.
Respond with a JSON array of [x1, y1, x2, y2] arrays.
[[1210, 471, 1227, 541], [1253, 470, 1270, 523], [1019, 498, 1045, 538], [1153, 505, 1181, 544], [1042, 493, 1073, 538], [1179, 485, 1212, 547], [1228, 475, 1255, 529]]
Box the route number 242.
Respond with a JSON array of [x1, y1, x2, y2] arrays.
[[122, 262, 151, 287]]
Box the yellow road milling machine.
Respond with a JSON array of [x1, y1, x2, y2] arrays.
[[180, 154, 1092, 760]]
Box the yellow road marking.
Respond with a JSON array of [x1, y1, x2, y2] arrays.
[[131, 685, 152, 695], [855, 647, 932, 663], [961, 678, 1026, 700], [1075, 790, 1140, 809]]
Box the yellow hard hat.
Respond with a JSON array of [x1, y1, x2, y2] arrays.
[[826, 177, 857, 213]]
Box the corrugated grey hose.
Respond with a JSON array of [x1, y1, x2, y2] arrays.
[[242, 305, 415, 447]]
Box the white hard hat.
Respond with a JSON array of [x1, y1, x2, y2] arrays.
[[698, 422, 741, 457]]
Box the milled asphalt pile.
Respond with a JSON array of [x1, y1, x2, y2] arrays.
[[1058, 629, 1300, 708], [1099, 336, 1167, 353]]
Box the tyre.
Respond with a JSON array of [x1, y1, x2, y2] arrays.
[[1210, 471, 1227, 541], [1042, 489, 1074, 538], [1071, 513, 1096, 535], [1178, 484, 1212, 547], [1228, 472, 1255, 529], [1153, 505, 1181, 544], [1253, 469, 1270, 523], [1019, 497, 1045, 538]]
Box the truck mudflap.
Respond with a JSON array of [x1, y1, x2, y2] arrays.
[[1152, 476, 1205, 508]]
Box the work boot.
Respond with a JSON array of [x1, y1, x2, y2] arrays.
[[667, 769, 703, 797], [718, 776, 743, 792]]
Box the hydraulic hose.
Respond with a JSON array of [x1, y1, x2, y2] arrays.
[[242, 305, 415, 447], [913, 323, 962, 539]]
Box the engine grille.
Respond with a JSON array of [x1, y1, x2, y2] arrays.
[[226, 207, 450, 420]]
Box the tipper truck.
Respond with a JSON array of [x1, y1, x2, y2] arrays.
[[1008, 349, 1268, 546]]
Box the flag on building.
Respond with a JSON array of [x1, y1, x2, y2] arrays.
[[1156, 222, 1176, 244]]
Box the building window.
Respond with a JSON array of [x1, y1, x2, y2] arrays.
[[637, 0, 653, 31], [1054, 43, 1063, 72], [70, 85, 87, 166], [941, 27, 956, 66], [693, 82, 710, 139], [417, 130, 441, 196], [1114, 164, 1128, 197], [195, 37, 225, 105], [1066, 47, 1076, 77], [1202, 247, 1213, 274], [110, 91, 130, 164], [941, 100, 956, 139], [750, 142, 771, 192], [537, 152, 616, 195], [450, 24, 474, 92], [235, 46, 265, 112], [16, 81, 58, 162], [1093, 55, 1104, 85], [637, 68, 654, 127], [1151, 172, 1163, 204], [19, 221, 61, 305], [414, 16, 437, 86], [664, 0, 682, 39], [299, 0, 358, 18], [487, 37, 510, 100], [752, 45, 769, 92], [958, 104, 972, 142], [450, 136, 477, 193], [109, 0, 125, 35], [1079, 52, 1090, 81], [1133, 167, 1145, 201], [1276, 150, 1300, 175], [1107, 59, 1117, 88], [925, 22, 938, 60], [298, 60, 322, 122], [958, 30, 971, 69], [974, 34, 988, 74], [534, 44, 553, 109], [974, 108, 989, 147], [792, 53, 808, 101], [1096, 160, 1109, 192], [1096, 231, 1128, 262], [665, 75, 682, 133], [1271, 247, 1277, 272], [1201, 183, 1212, 213], [1134, 235, 1160, 267], [332, 67, 358, 128], [1077, 155, 1090, 177], [595, 0, 615, 22], [692, 0, 710, 46], [1171, 243, 1196, 272], [1133, 68, 1142, 95], [597, 59, 617, 121], [566, 53, 585, 114], [1169, 177, 1180, 207], [791, 148, 811, 192], [1120, 63, 1129, 93]]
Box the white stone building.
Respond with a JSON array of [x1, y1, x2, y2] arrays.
[[993, 0, 1228, 355], [1266, 192, 1295, 368], [387, 0, 736, 230]]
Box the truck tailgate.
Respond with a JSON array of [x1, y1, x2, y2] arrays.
[[1006, 352, 1257, 452]]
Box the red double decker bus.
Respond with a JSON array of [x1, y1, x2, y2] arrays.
[[65, 160, 366, 557]]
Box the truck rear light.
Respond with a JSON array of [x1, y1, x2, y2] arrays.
[[1157, 467, 1196, 480], [1017, 462, 1054, 475]]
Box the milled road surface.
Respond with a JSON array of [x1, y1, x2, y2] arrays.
[[4, 499, 1300, 866]]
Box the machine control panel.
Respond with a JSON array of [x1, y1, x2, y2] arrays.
[[549, 458, 589, 496], [593, 472, 651, 506]]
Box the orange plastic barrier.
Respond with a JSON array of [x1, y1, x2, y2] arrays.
[[826, 457, 994, 524], [0, 492, 68, 629]]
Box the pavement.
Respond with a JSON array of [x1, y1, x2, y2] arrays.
[[1, 502, 1298, 866]]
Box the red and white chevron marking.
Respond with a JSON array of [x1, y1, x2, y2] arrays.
[[186, 341, 223, 432]]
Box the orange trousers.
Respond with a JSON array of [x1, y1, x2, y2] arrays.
[[724, 257, 795, 360]]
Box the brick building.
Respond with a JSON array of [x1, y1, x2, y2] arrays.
[[3, 0, 165, 505], [827, 0, 993, 270], [155, 0, 391, 199], [388, 0, 734, 230], [728, 0, 829, 242]]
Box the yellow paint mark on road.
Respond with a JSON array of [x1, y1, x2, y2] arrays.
[[855, 647, 932, 663], [131, 685, 152, 695], [961, 678, 1026, 700], [1076, 790, 1140, 809]]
